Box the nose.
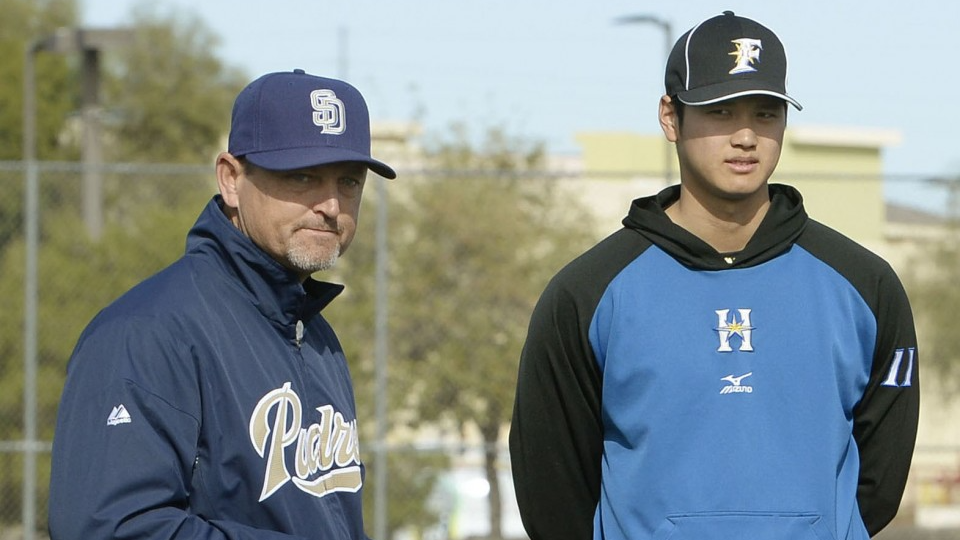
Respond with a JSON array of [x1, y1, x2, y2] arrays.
[[730, 126, 758, 150], [311, 181, 341, 217]]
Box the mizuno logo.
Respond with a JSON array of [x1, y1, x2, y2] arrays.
[[720, 372, 753, 394], [107, 404, 132, 426]]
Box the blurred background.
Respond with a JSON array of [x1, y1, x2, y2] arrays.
[[2, 0, 959, 539]]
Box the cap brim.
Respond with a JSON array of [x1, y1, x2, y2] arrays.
[[244, 147, 397, 179], [678, 81, 802, 111]]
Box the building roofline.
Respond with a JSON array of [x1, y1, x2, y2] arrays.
[[789, 125, 902, 148]]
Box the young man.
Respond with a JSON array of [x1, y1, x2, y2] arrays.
[[48, 70, 396, 539], [510, 11, 919, 540]]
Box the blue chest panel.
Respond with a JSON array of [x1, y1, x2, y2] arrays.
[[588, 244, 877, 537]]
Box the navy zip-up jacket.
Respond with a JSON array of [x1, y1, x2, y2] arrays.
[[49, 196, 368, 539], [510, 184, 920, 540]]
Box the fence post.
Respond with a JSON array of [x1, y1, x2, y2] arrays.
[[22, 42, 40, 540], [373, 176, 389, 540]]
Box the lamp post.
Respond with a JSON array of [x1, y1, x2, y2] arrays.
[[22, 36, 42, 540], [21, 27, 132, 539], [615, 14, 674, 185], [26, 28, 133, 240]]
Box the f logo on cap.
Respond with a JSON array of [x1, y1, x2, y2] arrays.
[[310, 89, 346, 134], [729, 38, 762, 75]]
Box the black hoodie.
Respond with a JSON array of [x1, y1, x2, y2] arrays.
[[511, 183, 919, 540]]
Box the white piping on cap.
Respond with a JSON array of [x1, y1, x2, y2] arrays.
[[683, 19, 709, 91], [678, 89, 803, 110]]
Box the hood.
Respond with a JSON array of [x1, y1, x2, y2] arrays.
[[622, 183, 808, 270]]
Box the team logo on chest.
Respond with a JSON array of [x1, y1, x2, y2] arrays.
[[715, 308, 754, 352], [249, 382, 362, 502]]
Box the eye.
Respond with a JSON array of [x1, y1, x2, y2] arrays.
[[338, 176, 364, 196], [284, 172, 313, 184]]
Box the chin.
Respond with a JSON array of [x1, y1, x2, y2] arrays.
[[287, 244, 341, 275], [718, 177, 768, 195]]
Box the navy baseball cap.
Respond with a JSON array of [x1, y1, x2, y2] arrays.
[[228, 69, 397, 179], [665, 11, 802, 110]]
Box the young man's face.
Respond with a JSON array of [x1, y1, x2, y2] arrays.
[[217, 154, 368, 280], [663, 95, 786, 204]]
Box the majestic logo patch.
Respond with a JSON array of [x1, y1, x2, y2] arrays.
[[881, 347, 916, 388], [249, 382, 362, 502], [310, 89, 346, 134], [720, 372, 754, 394], [729, 38, 762, 74], [106, 404, 132, 426], [715, 308, 755, 352]]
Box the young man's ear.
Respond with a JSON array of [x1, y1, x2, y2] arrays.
[[215, 152, 244, 209], [659, 95, 680, 143]]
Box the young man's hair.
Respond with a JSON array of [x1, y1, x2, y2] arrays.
[[670, 95, 685, 126]]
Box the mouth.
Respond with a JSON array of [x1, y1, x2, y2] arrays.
[[299, 227, 340, 238], [725, 157, 759, 173]]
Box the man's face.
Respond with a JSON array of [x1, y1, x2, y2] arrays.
[[218, 155, 368, 280], [666, 95, 786, 204]]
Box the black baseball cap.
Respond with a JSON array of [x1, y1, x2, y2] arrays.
[[665, 11, 802, 110]]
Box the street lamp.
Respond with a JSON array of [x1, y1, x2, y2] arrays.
[[615, 14, 674, 185], [21, 26, 132, 540], [26, 27, 133, 240], [21, 35, 43, 540]]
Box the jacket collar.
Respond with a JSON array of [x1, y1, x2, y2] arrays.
[[185, 196, 343, 327]]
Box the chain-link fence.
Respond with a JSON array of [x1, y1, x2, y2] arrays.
[[0, 161, 958, 539]]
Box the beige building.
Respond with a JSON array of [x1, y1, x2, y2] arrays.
[[574, 126, 903, 251]]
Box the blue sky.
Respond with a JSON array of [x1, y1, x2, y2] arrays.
[[80, 1, 959, 209]]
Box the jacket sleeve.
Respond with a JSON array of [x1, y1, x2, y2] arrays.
[[48, 317, 310, 540], [509, 277, 604, 540], [852, 269, 920, 536]]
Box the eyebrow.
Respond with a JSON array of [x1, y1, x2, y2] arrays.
[[288, 164, 368, 176]]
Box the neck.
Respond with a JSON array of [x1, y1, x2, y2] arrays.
[[664, 185, 770, 253]]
